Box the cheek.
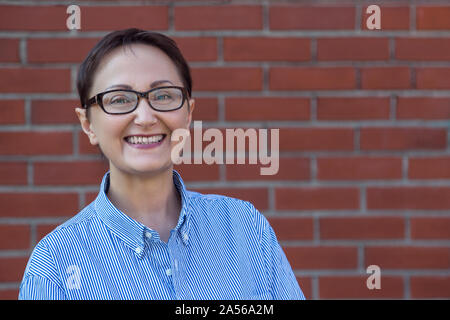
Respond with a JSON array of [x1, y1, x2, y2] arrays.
[[162, 111, 190, 132], [96, 118, 129, 144]]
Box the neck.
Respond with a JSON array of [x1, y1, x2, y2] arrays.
[[106, 166, 181, 230]]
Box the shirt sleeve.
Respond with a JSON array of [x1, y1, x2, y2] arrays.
[[18, 238, 66, 300], [19, 275, 66, 300], [251, 203, 306, 300]]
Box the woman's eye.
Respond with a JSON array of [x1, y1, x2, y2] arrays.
[[110, 96, 130, 104], [155, 94, 171, 100]]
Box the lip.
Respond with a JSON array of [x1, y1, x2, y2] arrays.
[[124, 134, 166, 150]]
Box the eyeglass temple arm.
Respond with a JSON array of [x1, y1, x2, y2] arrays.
[[85, 96, 98, 108]]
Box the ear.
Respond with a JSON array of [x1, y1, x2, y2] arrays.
[[186, 98, 195, 129], [75, 107, 99, 146]]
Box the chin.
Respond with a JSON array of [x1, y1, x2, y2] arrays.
[[127, 161, 172, 175]]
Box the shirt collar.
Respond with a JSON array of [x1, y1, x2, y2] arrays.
[[94, 169, 191, 258]]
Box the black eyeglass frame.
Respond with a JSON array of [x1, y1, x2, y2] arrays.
[[83, 85, 189, 115]]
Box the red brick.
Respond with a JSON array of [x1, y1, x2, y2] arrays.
[[270, 6, 355, 30], [417, 6, 450, 30], [317, 38, 389, 61], [192, 67, 262, 91], [175, 5, 262, 30], [360, 128, 447, 151], [362, 6, 409, 30], [173, 37, 217, 62], [78, 131, 101, 155], [317, 97, 390, 120], [0, 99, 25, 124], [0, 6, 66, 31], [0, 257, 28, 282], [416, 68, 450, 89], [319, 276, 404, 299], [284, 246, 358, 269], [267, 217, 314, 241], [0, 162, 28, 185], [396, 38, 450, 61], [0, 225, 30, 250], [83, 6, 168, 31], [34, 161, 109, 185], [275, 187, 359, 210], [317, 157, 402, 180], [173, 163, 220, 182], [0, 68, 71, 93], [279, 128, 354, 151], [0, 132, 73, 155], [410, 276, 450, 298], [409, 157, 450, 179], [296, 276, 312, 300], [192, 98, 218, 121], [28, 38, 100, 63], [191, 187, 268, 211], [226, 157, 310, 181], [85, 192, 98, 204], [270, 67, 356, 90], [0, 193, 78, 217], [0, 289, 19, 300], [365, 246, 450, 269], [225, 97, 310, 121], [361, 67, 411, 89], [37, 224, 59, 243], [410, 218, 450, 240], [32, 99, 80, 124], [0, 38, 20, 62], [320, 217, 405, 240], [224, 37, 310, 61], [367, 187, 450, 210], [397, 97, 450, 120]]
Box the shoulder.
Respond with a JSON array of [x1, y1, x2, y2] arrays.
[[187, 189, 256, 214], [186, 190, 268, 238], [24, 202, 99, 275], [43, 201, 98, 243]]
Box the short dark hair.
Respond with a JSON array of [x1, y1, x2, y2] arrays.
[[77, 28, 192, 121]]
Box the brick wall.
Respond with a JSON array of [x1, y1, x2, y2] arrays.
[[0, 0, 449, 300]]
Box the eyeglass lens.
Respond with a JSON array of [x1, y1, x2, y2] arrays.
[[102, 87, 184, 113]]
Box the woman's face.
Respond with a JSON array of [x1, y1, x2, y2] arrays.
[[75, 43, 194, 176]]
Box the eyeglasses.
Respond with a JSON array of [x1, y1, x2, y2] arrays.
[[84, 86, 188, 115]]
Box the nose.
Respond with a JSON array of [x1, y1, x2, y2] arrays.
[[132, 96, 158, 125]]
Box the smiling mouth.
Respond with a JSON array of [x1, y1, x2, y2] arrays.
[[124, 134, 166, 145]]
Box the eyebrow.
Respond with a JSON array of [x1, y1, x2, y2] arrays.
[[105, 80, 174, 91]]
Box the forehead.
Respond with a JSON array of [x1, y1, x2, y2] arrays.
[[91, 43, 182, 93]]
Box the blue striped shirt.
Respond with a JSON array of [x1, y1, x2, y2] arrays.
[[19, 170, 305, 300]]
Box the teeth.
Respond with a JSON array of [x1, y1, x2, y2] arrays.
[[126, 135, 164, 144]]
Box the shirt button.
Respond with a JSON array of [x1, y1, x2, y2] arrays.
[[182, 233, 189, 242], [135, 247, 143, 255], [145, 231, 152, 239], [174, 259, 179, 271], [166, 268, 172, 276]]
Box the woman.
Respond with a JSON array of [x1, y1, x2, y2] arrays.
[[19, 28, 305, 300]]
